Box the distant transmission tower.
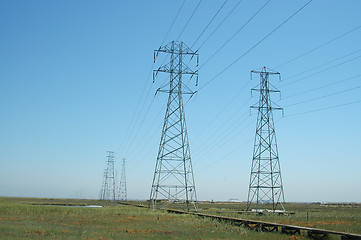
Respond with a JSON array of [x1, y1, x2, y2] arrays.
[[100, 151, 116, 201], [119, 158, 127, 201], [246, 67, 285, 212], [149, 41, 198, 211]]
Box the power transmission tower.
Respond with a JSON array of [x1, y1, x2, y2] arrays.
[[100, 151, 116, 201], [246, 67, 286, 212], [119, 158, 127, 201], [149, 41, 198, 211]]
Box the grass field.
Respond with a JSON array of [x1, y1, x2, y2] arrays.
[[196, 201, 361, 235], [0, 197, 360, 239]]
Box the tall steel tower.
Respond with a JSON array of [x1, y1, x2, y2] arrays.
[[246, 67, 285, 212], [149, 41, 198, 211], [100, 151, 116, 201], [119, 158, 127, 201]]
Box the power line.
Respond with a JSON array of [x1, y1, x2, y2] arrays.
[[284, 100, 361, 117], [177, 0, 202, 41], [115, 63, 154, 155], [123, 96, 156, 157], [192, 83, 254, 163], [122, 0, 204, 170], [281, 74, 361, 100], [196, 137, 253, 174], [118, 65, 167, 160], [279, 54, 361, 88], [194, 114, 252, 164], [193, 94, 254, 160], [128, 135, 159, 173], [126, 104, 167, 174], [194, 110, 249, 159], [198, 0, 313, 92], [284, 86, 361, 108], [273, 24, 361, 69], [193, 74, 265, 161], [160, 0, 186, 46], [280, 49, 361, 82], [126, 103, 166, 172], [192, 79, 252, 142], [116, 2, 187, 157], [116, 75, 155, 156], [199, 0, 271, 69], [197, 0, 243, 50], [190, 0, 228, 49]]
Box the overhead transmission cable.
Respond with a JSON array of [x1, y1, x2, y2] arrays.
[[282, 74, 361, 100], [120, 87, 155, 156], [192, 86, 253, 163], [161, 0, 186, 46], [273, 24, 361, 69], [127, 127, 160, 172], [127, 103, 166, 172], [195, 113, 252, 164], [122, 0, 203, 162], [285, 100, 361, 117], [117, 1, 186, 156], [284, 86, 361, 108], [279, 54, 361, 88], [196, 137, 253, 174], [197, 0, 243, 50], [177, 0, 202, 41], [192, 1, 314, 164], [190, 0, 228, 49], [116, 63, 154, 155], [199, 0, 272, 69], [194, 103, 249, 156], [198, 0, 313, 92], [117, 56, 170, 156], [193, 74, 267, 160], [190, 71, 259, 149], [186, 81, 253, 163], [192, 79, 252, 141], [280, 49, 361, 82], [196, 111, 282, 173]]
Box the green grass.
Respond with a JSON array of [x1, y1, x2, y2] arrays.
[[0, 197, 302, 239], [195, 202, 361, 235]]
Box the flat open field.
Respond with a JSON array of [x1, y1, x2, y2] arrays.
[[196, 201, 361, 235], [0, 197, 360, 239]]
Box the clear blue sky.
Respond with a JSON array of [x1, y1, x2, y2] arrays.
[[1, 0, 360, 202]]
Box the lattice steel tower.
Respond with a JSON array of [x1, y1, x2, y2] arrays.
[[100, 151, 116, 201], [149, 41, 198, 211], [246, 67, 285, 212], [119, 158, 127, 201]]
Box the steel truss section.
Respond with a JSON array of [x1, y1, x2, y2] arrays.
[[246, 67, 286, 212], [149, 41, 198, 211], [119, 158, 127, 201], [100, 151, 116, 201]]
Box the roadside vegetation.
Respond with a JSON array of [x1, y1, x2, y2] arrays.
[[196, 201, 361, 235], [0, 197, 360, 239]]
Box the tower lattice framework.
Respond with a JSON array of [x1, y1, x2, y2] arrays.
[[119, 158, 127, 201], [247, 67, 285, 212], [149, 41, 198, 211], [100, 151, 116, 201]]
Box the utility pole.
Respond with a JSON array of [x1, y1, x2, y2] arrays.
[[119, 158, 127, 201], [246, 67, 285, 212], [149, 41, 198, 211], [100, 151, 116, 201]]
